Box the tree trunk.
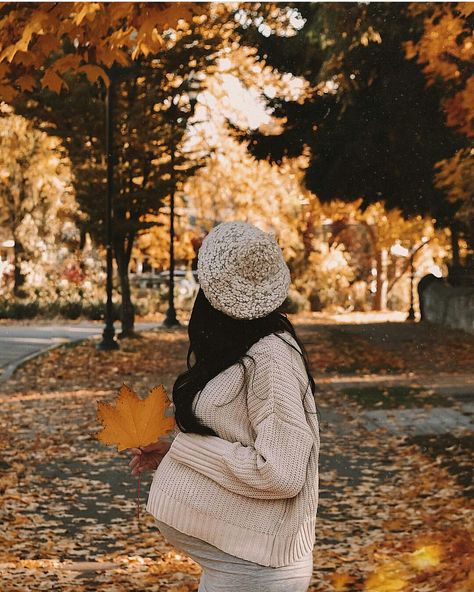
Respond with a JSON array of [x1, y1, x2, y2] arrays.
[[449, 224, 461, 285], [451, 224, 460, 267], [374, 248, 388, 311], [13, 236, 26, 297], [114, 239, 137, 338]]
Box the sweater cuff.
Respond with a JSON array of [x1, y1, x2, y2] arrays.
[[169, 431, 236, 480]]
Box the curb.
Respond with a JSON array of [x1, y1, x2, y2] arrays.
[[0, 337, 93, 385], [0, 322, 164, 386]]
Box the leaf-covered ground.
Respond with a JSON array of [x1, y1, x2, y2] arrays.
[[0, 315, 473, 591]]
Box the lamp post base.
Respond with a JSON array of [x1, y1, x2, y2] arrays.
[[162, 307, 181, 328], [97, 325, 119, 350], [406, 308, 416, 322]]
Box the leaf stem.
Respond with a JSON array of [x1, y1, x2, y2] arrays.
[[137, 472, 141, 523]]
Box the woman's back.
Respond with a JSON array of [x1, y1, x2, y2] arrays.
[[146, 330, 320, 568]]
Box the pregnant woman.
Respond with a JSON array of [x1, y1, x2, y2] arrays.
[[129, 220, 321, 592]]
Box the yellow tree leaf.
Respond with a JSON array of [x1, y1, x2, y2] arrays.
[[73, 2, 102, 26], [96, 384, 175, 451], [15, 22, 39, 53], [0, 44, 18, 63]]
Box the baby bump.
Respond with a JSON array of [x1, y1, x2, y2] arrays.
[[155, 520, 313, 592]]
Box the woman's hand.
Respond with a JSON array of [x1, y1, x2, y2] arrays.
[[128, 440, 172, 476]]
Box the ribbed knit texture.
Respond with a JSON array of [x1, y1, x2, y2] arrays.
[[146, 330, 320, 567]]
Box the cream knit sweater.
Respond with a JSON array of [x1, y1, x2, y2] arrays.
[[146, 330, 320, 567]]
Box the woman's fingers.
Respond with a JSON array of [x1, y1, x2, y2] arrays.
[[131, 458, 145, 475], [141, 441, 170, 454], [128, 442, 170, 455], [128, 450, 166, 475], [128, 455, 140, 468], [131, 459, 155, 476], [129, 454, 155, 471]]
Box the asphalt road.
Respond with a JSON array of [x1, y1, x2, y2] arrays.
[[0, 321, 159, 381]]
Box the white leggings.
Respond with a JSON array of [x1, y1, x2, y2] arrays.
[[156, 520, 313, 592]]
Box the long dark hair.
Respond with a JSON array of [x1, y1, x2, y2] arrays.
[[172, 287, 321, 437]]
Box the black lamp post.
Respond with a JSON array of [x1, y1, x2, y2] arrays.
[[406, 238, 431, 323], [98, 71, 119, 350], [406, 252, 416, 321], [162, 147, 181, 328]]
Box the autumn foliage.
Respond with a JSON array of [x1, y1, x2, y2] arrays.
[[0, 2, 206, 100], [405, 2, 474, 138]]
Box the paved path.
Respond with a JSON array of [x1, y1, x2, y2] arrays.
[[0, 321, 159, 381], [316, 374, 474, 498], [317, 372, 474, 396], [360, 404, 474, 435], [316, 373, 474, 437]]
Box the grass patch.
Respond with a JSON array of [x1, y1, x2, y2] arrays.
[[343, 385, 453, 409]]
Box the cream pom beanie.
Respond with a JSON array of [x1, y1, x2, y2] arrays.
[[197, 220, 291, 320]]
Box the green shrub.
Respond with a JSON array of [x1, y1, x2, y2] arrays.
[[0, 300, 40, 319], [59, 301, 83, 320], [81, 302, 105, 321], [0, 296, 122, 321]]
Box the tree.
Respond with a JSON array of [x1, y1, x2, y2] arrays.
[[405, 3, 474, 257], [133, 210, 196, 272], [0, 108, 74, 296], [405, 3, 474, 139], [342, 202, 429, 311], [1, 2, 216, 332], [234, 3, 465, 228], [185, 134, 310, 261], [434, 148, 474, 258], [14, 20, 220, 335], [300, 195, 446, 312]]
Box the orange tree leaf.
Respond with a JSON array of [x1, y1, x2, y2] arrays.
[[0, 83, 18, 101], [77, 64, 110, 86], [34, 33, 59, 56], [95, 45, 130, 68], [96, 383, 176, 451], [16, 74, 36, 92], [0, 2, 208, 94], [53, 54, 83, 73], [41, 68, 68, 93], [12, 50, 37, 67], [329, 572, 356, 591]]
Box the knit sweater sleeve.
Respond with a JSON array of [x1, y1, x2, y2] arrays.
[[167, 336, 315, 500]]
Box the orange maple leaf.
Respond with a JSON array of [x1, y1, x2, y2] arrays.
[[96, 384, 175, 451], [77, 64, 110, 86], [41, 68, 68, 93]]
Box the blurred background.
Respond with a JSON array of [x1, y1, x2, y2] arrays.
[[0, 2, 471, 334]]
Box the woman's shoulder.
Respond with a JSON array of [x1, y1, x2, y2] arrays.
[[247, 330, 302, 358]]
